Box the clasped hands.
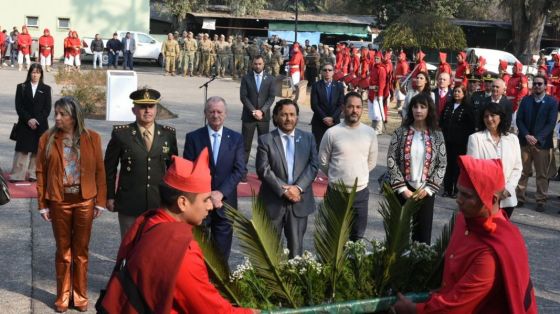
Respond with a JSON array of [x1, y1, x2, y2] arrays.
[[252, 110, 264, 120], [28, 118, 39, 130], [282, 185, 301, 203], [322, 117, 334, 127], [401, 188, 428, 200]]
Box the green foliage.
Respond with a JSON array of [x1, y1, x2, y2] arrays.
[[224, 197, 299, 308], [313, 179, 357, 300], [156, 0, 209, 22], [193, 227, 243, 305], [382, 12, 467, 50], [227, 0, 267, 16], [56, 69, 106, 114]]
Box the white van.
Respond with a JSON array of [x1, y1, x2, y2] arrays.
[[465, 48, 537, 77]]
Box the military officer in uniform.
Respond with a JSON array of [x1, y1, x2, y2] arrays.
[[194, 33, 203, 76], [243, 37, 250, 75], [104, 88, 178, 239], [183, 31, 197, 77], [231, 35, 245, 79], [200, 33, 213, 77], [470, 71, 497, 131], [162, 33, 180, 76], [271, 45, 283, 76], [216, 34, 230, 77]]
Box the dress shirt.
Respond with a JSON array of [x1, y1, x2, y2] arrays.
[[453, 103, 460, 111], [254, 72, 262, 92], [137, 123, 155, 149], [207, 125, 223, 164], [125, 38, 130, 51], [31, 82, 38, 97], [278, 129, 295, 184], [490, 95, 502, 103]]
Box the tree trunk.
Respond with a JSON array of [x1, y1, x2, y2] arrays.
[[510, 0, 550, 63]]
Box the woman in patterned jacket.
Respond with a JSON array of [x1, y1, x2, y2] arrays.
[[387, 93, 447, 244]]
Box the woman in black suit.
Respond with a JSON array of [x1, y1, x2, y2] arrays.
[[11, 63, 52, 182], [439, 84, 475, 197]]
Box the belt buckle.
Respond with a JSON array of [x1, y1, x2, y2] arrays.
[[64, 186, 80, 194]]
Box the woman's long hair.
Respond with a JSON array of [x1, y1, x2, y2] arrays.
[[25, 63, 44, 85], [45, 97, 88, 158], [415, 71, 432, 95], [404, 93, 439, 130], [453, 84, 470, 106], [478, 102, 511, 135]]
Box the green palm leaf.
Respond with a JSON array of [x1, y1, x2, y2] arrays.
[[192, 226, 243, 306], [314, 179, 357, 300], [424, 212, 456, 287], [376, 183, 423, 295], [224, 196, 299, 308]]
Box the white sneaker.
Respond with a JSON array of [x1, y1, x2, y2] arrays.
[[10, 64, 14, 67], [2, 62, 6, 66]]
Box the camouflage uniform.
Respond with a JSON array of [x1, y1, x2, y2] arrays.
[[177, 34, 186, 74], [162, 38, 180, 75], [243, 38, 250, 74], [231, 38, 245, 79], [194, 35, 203, 75], [183, 34, 197, 76], [215, 38, 231, 77], [271, 47, 283, 76], [200, 36, 213, 77]]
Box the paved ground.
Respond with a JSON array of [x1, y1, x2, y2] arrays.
[[0, 63, 559, 313]]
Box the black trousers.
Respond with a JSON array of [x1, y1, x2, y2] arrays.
[[241, 120, 270, 165], [328, 186, 370, 241], [202, 206, 233, 261], [443, 141, 466, 195], [311, 119, 332, 150], [305, 67, 318, 86], [397, 183, 436, 245]]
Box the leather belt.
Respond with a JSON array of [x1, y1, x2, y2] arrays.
[[64, 185, 80, 194], [290, 65, 300, 68]]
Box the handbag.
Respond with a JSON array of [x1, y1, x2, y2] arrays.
[[9, 123, 18, 141], [0, 174, 11, 205]]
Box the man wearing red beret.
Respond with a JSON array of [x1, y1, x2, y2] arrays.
[[394, 155, 537, 314], [99, 149, 257, 313]]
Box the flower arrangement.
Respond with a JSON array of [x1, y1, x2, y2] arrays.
[[195, 182, 454, 312]]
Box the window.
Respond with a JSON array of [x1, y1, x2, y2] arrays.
[[26, 16, 39, 28], [138, 33, 153, 44], [58, 18, 70, 29]]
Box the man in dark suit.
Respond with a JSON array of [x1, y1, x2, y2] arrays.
[[470, 72, 498, 131], [240, 55, 276, 180], [121, 32, 136, 70], [310, 62, 344, 148], [515, 74, 558, 212], [183, 96, 247, 261], [256, 99, 319, 258], [104, 88, 178, 238], [484, 78, 513, 130], [433, 72, 453, 118]]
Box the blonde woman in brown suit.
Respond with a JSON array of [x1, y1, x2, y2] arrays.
[[36, 97, 107, 313]]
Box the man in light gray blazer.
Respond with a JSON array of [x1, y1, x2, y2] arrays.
[[256, 99, 318, 258], [121, 32, 136, 70]]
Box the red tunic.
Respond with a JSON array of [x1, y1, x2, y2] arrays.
[[417, 211, 537, 314], [17, 33, 32, 55], [438, 62, 452, 76], [506, 74, 528, 112], [501, 73, 511, 88], [550, 63, 560, 101], [368, 62, 387, 101], [384, 59, 393, 98], [0, 32, 5, 48], [68, 37, 81, 57], [102, 210, 252, 314], [288, 51, 304, 76], [455, 61, 470, 87], [341, 49, 350, 75], [39, 35, 54, 57]]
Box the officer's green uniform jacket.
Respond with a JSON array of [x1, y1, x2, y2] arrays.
[[104, 122, 178, 217]]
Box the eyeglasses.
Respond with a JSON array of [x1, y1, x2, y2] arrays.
[[323, 68, 333, 72], [533, 82, 544, 86]]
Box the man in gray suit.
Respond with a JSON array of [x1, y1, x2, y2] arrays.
[[256, 99, 318, 258], [122, 32, 136, 70], [240, 55, 276, 180]]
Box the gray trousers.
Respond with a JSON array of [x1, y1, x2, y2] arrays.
[[269, 202, 308, 258]]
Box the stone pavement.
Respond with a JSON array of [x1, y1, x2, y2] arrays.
[[0, 64, 559, 313]]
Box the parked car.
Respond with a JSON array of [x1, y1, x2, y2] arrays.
[[82, 31, 163, 66], [465, 48, 538, 77]]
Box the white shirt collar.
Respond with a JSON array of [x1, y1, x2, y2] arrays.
[[207, 125, 223, 136], [278, 128, 295, 137]]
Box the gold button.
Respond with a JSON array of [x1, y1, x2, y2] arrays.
[[465, 230, 469, 236], [147, 184, 150, 187], [147, 176, 150, 179], [148, 157, 151, 161], [148, 167, 151, 170], [450, 254, 454, 259], [127, 167, 131, 171]]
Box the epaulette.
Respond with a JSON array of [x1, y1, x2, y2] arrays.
[[113, 124, 130, 131], [162, 125, 176, 134]]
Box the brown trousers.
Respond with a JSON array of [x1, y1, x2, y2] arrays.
[[49, 195, 94, 308], [516, 145, 555, 205]]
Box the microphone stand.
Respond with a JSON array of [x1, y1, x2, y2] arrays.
[[199, 75, 217, 125]]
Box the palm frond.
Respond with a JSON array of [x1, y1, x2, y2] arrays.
[[376, 183, 423, 295], [224, 196, 299, 308], [424, 212, 456, 287], [192, 226, 243, 305], [314, 179, 357, 299]]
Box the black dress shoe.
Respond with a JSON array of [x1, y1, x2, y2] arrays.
[[240, 174, 248, 183], [516, 202, 525, 208], [535, 204, 545, 212]]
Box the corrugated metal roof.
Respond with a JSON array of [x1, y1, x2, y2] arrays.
[[189, 9, 375, 25]]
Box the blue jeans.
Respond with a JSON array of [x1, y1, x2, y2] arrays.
[[123, 51, 133, 70], [108, 52, 118, 67]]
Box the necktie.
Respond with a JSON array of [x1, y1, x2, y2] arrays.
[[212, 133, 220, 164], [326, 83, 332, 104], [256, 74, 262, 92], [143, 130, 152, 151], [284, 134, 294, 184]]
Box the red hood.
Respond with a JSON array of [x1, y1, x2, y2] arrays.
[[439, 52, 447, 64], [458, 51, 466, 62], [553, 53, 560, 64], [478, 56, 486, 67], [416, 50, 425, 61], [499, 59, 508, 71], [513, 61, 523, 73], [399, 51, 406, 61]]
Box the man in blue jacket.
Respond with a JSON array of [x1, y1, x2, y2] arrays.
[[516, 74, 558, 212], [183, 96, 247, 261]]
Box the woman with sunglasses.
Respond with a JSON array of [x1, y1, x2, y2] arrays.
[[440, 84, 475, 198], [36, 97, 107, 312]]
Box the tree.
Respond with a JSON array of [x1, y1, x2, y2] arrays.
[[506, 0, 560, 63], [381, 13, 467, 51], [156, 0, 209, 29], [227, 0, 268, 16]]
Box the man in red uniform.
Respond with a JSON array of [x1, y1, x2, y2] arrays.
[[506, 61, 528, 113], [368, 51, 387, 134], [410, 50, 427, 81], [454, 51, 470, 87], [383, 50, 394, 122], [355, 46, 370, 90], [499, 59, 511, 87], [99, 149, 256, 313], [0, 25, 5, 68], [39, 28, 55, 72], [394, 155, 537, 314], [288, 42, 305, 86], [395, 51, 410, 113], [474, 56, 488, 91], [549, 53, 560, 102], [17, 25, 32, 71], [435, 52, 452, 80], [344, 47, 360, 87]]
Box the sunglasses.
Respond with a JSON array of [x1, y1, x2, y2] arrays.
[[323, 68, 334, 72], [533, 82, 544, 87]]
